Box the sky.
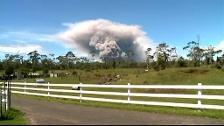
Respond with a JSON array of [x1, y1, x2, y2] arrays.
[[0, 0, 223, 59]]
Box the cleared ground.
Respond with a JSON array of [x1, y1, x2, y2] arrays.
[[12, 95, 224, 125]]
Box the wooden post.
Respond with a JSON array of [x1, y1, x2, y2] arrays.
[[8, 80, 11, 109]]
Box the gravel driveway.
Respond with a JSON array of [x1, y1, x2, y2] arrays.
[[12, 95, 224, 125]]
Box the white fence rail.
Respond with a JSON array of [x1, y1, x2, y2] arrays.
[[10, 82, 224, 110]]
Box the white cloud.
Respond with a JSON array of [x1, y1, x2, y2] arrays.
[[0, 31, 57, 43], [0, 44, 43, 54], [216, 40, 224, 50]]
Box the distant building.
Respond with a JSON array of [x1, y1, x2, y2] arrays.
[[50, 73, 58, 78], [15, 72, 24, 80], [28, 72, 40, 76]]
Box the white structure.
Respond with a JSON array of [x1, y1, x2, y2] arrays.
[[28, 72, 40, 76], [50, 73, 58, 78], [1, 82, 11, 110], [9, 82, 224, 110]]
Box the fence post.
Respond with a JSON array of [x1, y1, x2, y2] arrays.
[[5, 82, 8, 110], [48, 82, 50, 99], [197, 83, 202, 110], [0, 82, 2, 117], [24, 81, 26, 93], [128, 83, 131, 103], [79, 83, 82, 103], [3, 82, 6, 112], [8, 80, 11, 108]]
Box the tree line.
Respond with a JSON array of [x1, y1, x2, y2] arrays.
[[145, 41, 224, 70], [1, 40, 224, 77]]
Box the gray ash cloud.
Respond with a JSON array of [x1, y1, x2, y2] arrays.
[[57, 19, 155, 61]]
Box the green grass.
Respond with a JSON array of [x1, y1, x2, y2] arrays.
[[14, 94, 224, 120], [0, 108, 27, 125], [10, 67, 224, 120], [113, 67, 224, 85], [14, 67, 224, 85], [12, 67, 224, 104]]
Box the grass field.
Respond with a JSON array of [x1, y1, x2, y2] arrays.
[[10, 67, 224, 120], [13, 67, 224, 96], [14, 67, 224, 85], [0, 108, 27, 125]]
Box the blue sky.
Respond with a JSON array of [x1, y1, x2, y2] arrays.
[[0, 0, 223, 59]]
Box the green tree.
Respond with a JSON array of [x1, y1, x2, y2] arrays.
[[5, 65, 14, 76], [203, 45, 222, 65], [65, 51, 76, 69], [2, 54, 23, 70], [153, 43, 175, 70], [27, 50, 41, 72], [216, 54, 224, 69], [183, 41, 204, 67], [56, 56, 67, 69], [176, 56, 187, 67]]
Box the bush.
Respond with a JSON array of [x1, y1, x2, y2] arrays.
[[5, 66, 14, 76], [0, 108, 24, 120], [215, 63, 222, 69], [42, 68, 49, 77], [177, 57, 187, 67], [20, 68, 30, 78], [180, 68, 209, 74], [72, 70, 78, 76]]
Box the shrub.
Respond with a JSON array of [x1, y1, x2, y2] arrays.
[[5, 66, 14, 76], [42, 68, 49, 77], [72, 70, 78, 76], [0, 108, 24, 120]]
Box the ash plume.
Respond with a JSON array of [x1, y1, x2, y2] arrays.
[[57, 19, 155, 61]]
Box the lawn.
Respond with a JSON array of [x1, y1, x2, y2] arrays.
[[0, 108, 27, 125], [13, 67, 224, 85], [13, 67, 224, 96], [10, 67, 224, 120]]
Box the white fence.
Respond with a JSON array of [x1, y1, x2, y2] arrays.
[[10, 82, 224, 110], [1, 81, 11, 113]]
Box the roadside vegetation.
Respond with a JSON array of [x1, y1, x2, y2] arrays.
[[0, 108, 27, 125]]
